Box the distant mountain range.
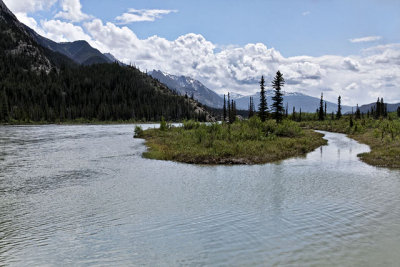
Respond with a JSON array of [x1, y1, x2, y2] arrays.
[[149, 70, 400, 114], [148, 71, 354, 113], [234, 91, 355, 114], [359, 102, 400, 114], [149, 70, 224, 108]]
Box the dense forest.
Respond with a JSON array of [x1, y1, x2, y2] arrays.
[[0, 56, 208, 122]]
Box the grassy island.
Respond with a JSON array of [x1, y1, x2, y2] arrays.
[[135, 117, 327, 165], [301, 116, 400, 168]]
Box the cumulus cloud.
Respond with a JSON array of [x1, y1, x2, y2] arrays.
[[349, 36, 382, 43], [55, 0, 92, 22], [3, 0, 56, 13], [115, 9, 177, 24]]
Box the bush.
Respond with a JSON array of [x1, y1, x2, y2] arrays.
[[274, 120, 303, 137], [134, 125, 143, 138], [160, 116, 170, 131], [183, 120, 200, 130]]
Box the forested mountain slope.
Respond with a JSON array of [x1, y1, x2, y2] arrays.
[[0, 0, 211, 123]]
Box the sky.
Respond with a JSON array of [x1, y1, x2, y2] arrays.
[[4, 0, 400, 105]]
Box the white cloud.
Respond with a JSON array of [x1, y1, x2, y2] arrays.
[[349, 36, 382, 43], [115, 8, 177, 24], [3, 0, 56, 13], [41, 19, 93, 43], [55, 0, 91, 22], [302, 11, 311, 16]]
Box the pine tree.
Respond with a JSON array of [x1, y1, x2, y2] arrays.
[[336, 95, 342, 119], [248, 97, 254, 118], [227, 93, 231, 123], [355, 104, 361, 119], [258, 76, 268, 122], [223, 94, 227, 122], [229, 100, 236, 123], [0, 88, 9, 122], [318, 93, 324, 121], [376, 98, 381, 118], [324, 102, 327, 117], [271, 71, 285, 123], [292, 106, 296, 121], [397, 107, 400, 118], [299, 108, 302, 122]]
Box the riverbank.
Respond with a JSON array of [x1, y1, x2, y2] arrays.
[[301, 118, 400, 168], [136, 118, 327, 165], [0, 119, 173, 126]]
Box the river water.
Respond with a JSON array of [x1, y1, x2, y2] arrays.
[[0, 124, 399, 266]]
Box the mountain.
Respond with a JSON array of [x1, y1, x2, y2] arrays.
[[149, 70, 224, 108], [26, 28, 113, 65], [235, 91, 354, 114], [359, 102, 400, 114], [0, 0, 213, 123]]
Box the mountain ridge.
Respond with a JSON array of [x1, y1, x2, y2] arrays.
[[149, 70, 224, 108]]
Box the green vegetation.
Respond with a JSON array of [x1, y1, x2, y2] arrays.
[[136, 117, 327, 165], [301, 113, 400, 168]]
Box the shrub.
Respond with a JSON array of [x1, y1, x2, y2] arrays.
[[160, 116, 170, 131], [134, 125, 143, 138], [183, 120, 200, 130], [274, 120, 303, 137]]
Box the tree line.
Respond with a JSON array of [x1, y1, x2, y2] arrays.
[[0, 52, 208, 123]]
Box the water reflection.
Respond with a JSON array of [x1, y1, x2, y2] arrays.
[[0, 126, 399, 266]]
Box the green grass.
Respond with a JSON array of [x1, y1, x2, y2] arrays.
[[136, 117, 327, 165], [301, 115, 400, 168]]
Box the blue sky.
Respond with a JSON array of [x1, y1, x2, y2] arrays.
[[42, 0, 400, 56], [4, 0, 400, 104]]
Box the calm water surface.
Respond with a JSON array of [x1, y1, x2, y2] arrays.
[[0, 124, 400, 266]]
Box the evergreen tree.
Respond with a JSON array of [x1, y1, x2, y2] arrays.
[[299, 108, 302, 122], [292, 106, 296, 121], [227, 93, 231, 122], [248, 97, 255, 118], [376, 98, 381, 118], [271, 71, 285, 123], [336, 95, 342, 119], [223, 94, 227, 122], [0, 88, 9, 121], [397, 107, 400, 118], [229, 100, 236, 123], [324, 102, 327, 117], [318, 93, 324, 121], [355, 104, 361, 119], [258, 76, 268, 122]]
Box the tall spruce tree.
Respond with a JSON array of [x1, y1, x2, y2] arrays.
[[248, 97, 255, 118], [324, 102, 327, 117], [223, 94, 227, 122], [397, 106, 400, 118], [318, 93, 324, 121], [355, 104, 361, 119], [258, 76, 268, 122], [336, 95, 342, 119], [227, 93, 231, 122], [271, 71, 285, 123]]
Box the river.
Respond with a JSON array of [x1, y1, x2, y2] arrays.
[[0, 124, 399, 266]]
